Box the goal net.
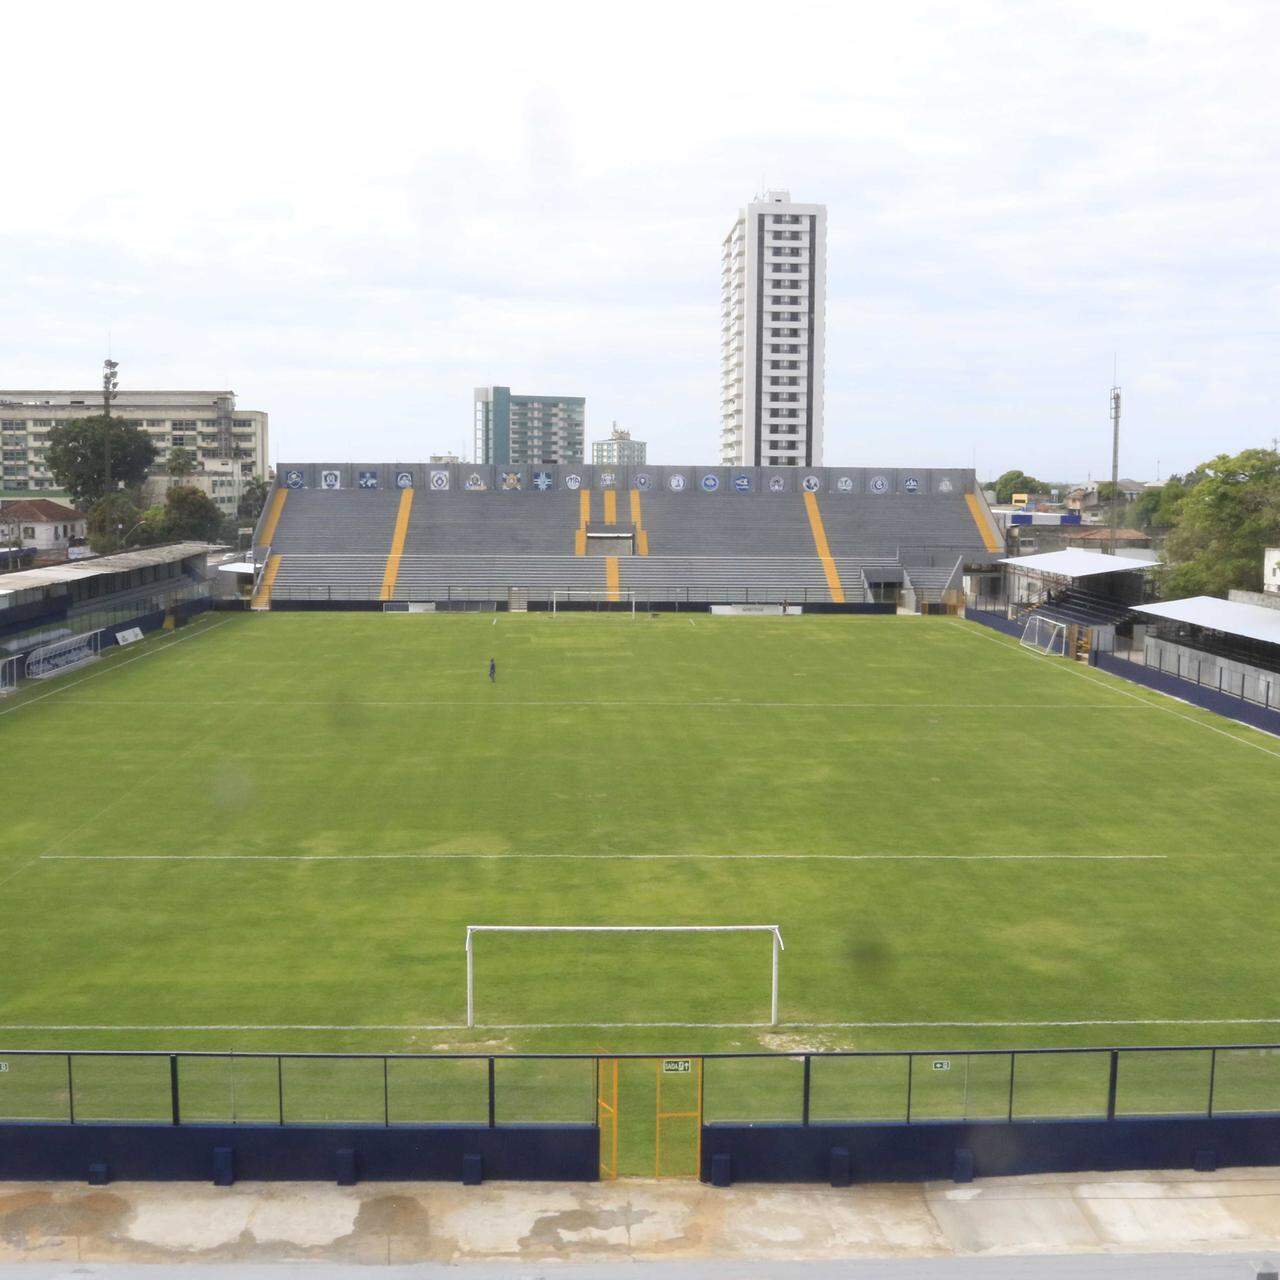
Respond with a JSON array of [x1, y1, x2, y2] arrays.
[[464, 924, 784, 1027], [25, 629, 103, 680], [551, 590, 636, 615], [0, 655, 17, 696], [1020, 615, 1068, 656]]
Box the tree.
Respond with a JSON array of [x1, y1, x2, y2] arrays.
[[166, 446, 197, 480], [991, 469, 1052, 505], [238, 476, 270, 523], [160, 485, 224, 543], [1159, 448, 1280, 598], [46, 415, 157, 507], [85, 491, 157, 554], [1135, 475, 1195, 530]]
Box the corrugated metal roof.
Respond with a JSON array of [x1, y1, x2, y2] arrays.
[[0, 542, 222, 596], [1132, 596, 1280, 646], [1000, 549, 1162, 579]]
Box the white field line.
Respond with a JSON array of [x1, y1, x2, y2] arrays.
[[3, 1017, 1280, 1032], [37, 852, 1168, 863], [50, 698, 1139, 710], [0, 616, 232, 721], [953, 619, 1280, 761]]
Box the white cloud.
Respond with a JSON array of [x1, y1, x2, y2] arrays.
[[1, 0, 1276, 481]]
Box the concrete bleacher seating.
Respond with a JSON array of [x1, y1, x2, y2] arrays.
[[255, 464, 1000, 608], [265, 489, 401, 555], [638, 493, 816, 556], [403, 492, 578, 556]]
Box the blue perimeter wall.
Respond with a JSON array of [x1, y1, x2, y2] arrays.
[[966, 607, 1280, 737], [965, 608, 1023, 639], [1091, 650, 1280, 737], [0, 1122, 598, 1184]]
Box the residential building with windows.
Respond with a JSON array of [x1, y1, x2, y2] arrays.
[[0, 498, 87, 556], [473, 386, 585, 466], [592, 424, 646, 467], [720, 190, 827, 468], [0, 390, 268, 499]]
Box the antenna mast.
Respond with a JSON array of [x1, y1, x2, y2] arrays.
[[102, 357, 120, 495], [1109, 382, 1121, 556]]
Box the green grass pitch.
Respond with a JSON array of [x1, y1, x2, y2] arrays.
[[3, 609, 1280, 1153]]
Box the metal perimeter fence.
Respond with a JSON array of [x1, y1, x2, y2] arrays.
[[4, 1044, 1280, 1129]]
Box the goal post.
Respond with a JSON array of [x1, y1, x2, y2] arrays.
[[1020, 615, 1067, 657], [0, 655, 18, 696], [551, 589, 636, 615], [464, 924, 785, 1027]]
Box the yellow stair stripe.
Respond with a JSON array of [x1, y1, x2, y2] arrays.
[[379, 487, 415, 601], [257, 487, 288, 547], [630, 489, 648, 555], [576, 488, 591, 556], [603, 489, 617, 524], [605, 555, 620, 602], [251, 553, 281, 609], [803, 491, 845, 603], [966, 491, 1004, 553]]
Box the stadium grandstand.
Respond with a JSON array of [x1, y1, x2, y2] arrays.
[[251, 462, 1004, 610], [0, 543, 217, 693]]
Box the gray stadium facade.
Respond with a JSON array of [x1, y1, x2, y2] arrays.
[[252, 464, 1003, 611]]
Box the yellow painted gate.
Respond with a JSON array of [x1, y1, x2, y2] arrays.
[[597, 1057, 703, 1179]]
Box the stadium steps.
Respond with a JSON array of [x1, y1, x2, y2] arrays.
[[802, 492, 845, 603], [251, 555, 282, 609]]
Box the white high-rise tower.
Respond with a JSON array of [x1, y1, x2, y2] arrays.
[[720, 190, 827, 467]]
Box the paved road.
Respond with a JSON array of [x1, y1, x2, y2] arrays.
[[1, 1259, 1279, 1278]]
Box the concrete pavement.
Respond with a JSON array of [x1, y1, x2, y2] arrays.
[[3, 1168, 1280, 1268]]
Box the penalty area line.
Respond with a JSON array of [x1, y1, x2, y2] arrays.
[[38, 852, 1169, 863], [4, 1017, 1280, 1032]]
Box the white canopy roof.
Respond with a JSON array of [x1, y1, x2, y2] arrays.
[[1132, 596, 1280, 646], [1000, 549, 1161, 580]]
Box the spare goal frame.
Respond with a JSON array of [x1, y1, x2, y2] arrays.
[[1020, 615, 1068, 657], [464, 924, 785, 1027], [0, 655, 18, 696]]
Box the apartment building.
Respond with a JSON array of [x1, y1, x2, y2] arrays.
[[720, 191, 827, 467], [473, 386, 585, 466], [0, 390, 268, 502]]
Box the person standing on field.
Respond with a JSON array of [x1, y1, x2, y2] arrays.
[[489, 657, 496, 682]]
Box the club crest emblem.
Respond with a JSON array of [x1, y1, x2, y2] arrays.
[[395, 470, 414, 489]]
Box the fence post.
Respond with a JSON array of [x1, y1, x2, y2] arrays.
[[488, 1058, 496, 1128], [802, 1055, 811, 1127], [905, 1054, 914, 1123], [383, 1057, 390, 1128], [66, 1054, 75, 1124], [169, 1055, 181, 1126], [277, 1056, 284, 1125], [1007, 1053, 1016, 1122], [1106, 1050, 1119, 1120], [1207, 1047, 1217, 1118]]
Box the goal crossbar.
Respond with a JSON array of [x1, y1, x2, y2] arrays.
[[464, 924, 785, 1027]]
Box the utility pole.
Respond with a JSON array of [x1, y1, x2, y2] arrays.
[[1109, 383, 1121, 556], [102, 358, 119, 496]]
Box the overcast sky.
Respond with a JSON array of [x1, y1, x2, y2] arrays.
[[2, 0, 1275, 483]]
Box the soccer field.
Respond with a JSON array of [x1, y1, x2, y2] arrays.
[[2, 609, 1280, 1064]]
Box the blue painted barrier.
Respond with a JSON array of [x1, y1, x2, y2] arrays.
[[965, 608, 1023, 639], [1091, 650, 1280, 737], [702, 1113, 1280, 1184], [0, 1121, 597, 1184]]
